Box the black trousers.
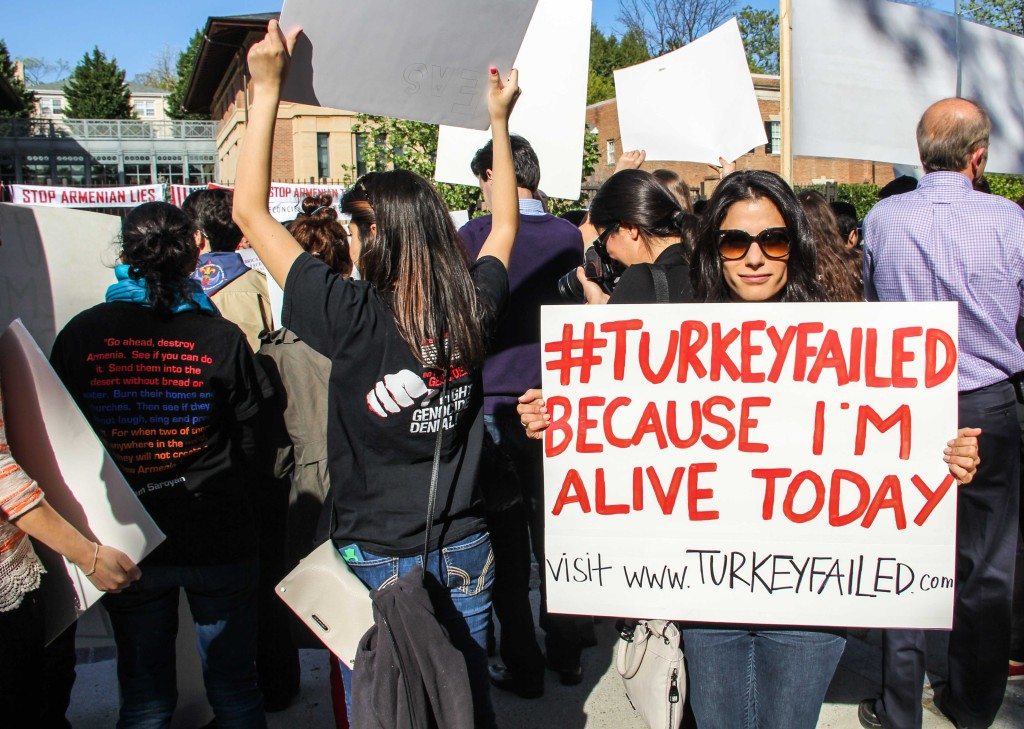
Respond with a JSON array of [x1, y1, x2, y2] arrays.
[[485, 408, 595, 677], [878, 381, 1021, 728], [1009, 394, 1024, 661], [0, 577, 78, 728]]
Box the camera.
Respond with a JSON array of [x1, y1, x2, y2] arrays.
[[557, 244, 624, 302]]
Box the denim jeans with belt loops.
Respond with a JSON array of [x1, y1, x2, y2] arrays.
[[338, 530, 496, 728]]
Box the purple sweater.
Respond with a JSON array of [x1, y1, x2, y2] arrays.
[[460, 213, 583, 415]]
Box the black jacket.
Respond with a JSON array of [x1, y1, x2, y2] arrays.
[[351, 567, 475, 729]]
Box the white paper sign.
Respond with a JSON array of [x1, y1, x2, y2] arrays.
[[210, 182, 346, 223], [238, 248, 284, 327], [9, 184, 164, 208], [0, 203, 120, 355], [0, 320, 165, 641], [433, 0, 592, 200], [614, 19, 767, 164], [279, 0, 539, 130], [541, 303, 959, 629], [793, 0, 1024, 174]]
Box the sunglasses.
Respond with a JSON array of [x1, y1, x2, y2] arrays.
[[593, 226, 617, 257], [717, 227, 791, 260]]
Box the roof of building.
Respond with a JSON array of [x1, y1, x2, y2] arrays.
[[184, 11, 280, 114], [0, 74, 21, 112], [28, 80, 168, 96], [585, 72, 781, 111]]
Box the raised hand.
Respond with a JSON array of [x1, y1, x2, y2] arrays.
[[615, 149, 647, 173], [247, 19, 302, 89], [487, 67, 521, 124]]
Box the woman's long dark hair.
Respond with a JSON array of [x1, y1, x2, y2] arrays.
[[120, 202, 199, 316], [797, 190, 862, 302], [691, 170, 825, 303], [340, 170, 486, 369], [589, 170, 688, 253]]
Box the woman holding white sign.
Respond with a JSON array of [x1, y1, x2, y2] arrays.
[[232, 21, 521, 729], [519, 169, 980, 728]]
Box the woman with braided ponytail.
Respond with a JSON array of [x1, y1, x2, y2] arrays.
[[50, 201, 268, 727]]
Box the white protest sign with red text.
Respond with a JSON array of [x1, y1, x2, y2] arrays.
[[540, 303, 958, 629], [9, 184, 164, 209], [208, 182, 345, 223]]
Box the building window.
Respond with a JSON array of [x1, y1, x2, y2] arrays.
[[0, 156, 15, 186], [765, 121, 781, 156], [607, 139, 616, 166], [156, 162, 184, 185], [355, 133, 367, 177], [39, 97, 63, 116], [55, 157, 87, 186], [90, 162, 120, 185], [188, 163, 215, 184], [123, 162, 152, 185], [134, 99, 156, 118], [21, 157, 52, 185], [316, 132, 331, 179]]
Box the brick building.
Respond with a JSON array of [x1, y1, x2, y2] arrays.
[[586, 74, 895, 198], [184, 12, 364, 185]]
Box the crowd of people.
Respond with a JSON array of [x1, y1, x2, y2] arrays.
[[1, 19, 1022, 729]]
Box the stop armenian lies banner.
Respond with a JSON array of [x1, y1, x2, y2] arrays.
[[9, 183, 164, 208], [540, 302, 959, 629]]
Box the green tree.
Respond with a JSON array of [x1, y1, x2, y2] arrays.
[[347, 117, 600, 215], [165, 31, 204, 120], [346, 115, 481, 211], [64, 47, 134, 119], [963, 0, 1024, 34], [587, 25, 650, 105], [0, 39, 35, 118], [737, 6, 779, 75]]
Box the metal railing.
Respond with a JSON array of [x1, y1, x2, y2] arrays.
[[0, 117, 216, 140]]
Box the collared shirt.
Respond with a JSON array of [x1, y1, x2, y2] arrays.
[[518, 197, 546, 216], [863, 171, 1024, 391]]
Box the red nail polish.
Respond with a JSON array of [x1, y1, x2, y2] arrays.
[[489, 66, 498, 75]]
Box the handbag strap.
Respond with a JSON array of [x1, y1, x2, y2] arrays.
[[420, 374, 450, 584]]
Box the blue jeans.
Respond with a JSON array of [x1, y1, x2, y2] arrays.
[[103, 561, 265, 729], [339, 530, 496, 728], [682, 627, 846, 729]]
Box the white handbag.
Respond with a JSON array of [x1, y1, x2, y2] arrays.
[[276, 538, 373, 668], [615, 619, 685, 729], [276, 378, 451, 669]]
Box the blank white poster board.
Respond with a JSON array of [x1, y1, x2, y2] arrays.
[[279, 0, 539, 130], [793, 0, 1024, 174], [433, 0, 592, 200], [0, 320, 165, 642], [0, 203, 119, 355], [541, 303, 959, 629], [614, 18, 767, 164]]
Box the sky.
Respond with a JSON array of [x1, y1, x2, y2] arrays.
[[1, 0, 957, 81]]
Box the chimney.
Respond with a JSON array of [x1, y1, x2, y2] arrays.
[[14, 60, 25, 83]]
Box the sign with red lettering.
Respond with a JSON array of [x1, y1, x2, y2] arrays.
[[208, 182, 346, 222], [9, 183, 164, 209], [540, 303, 959, 629]]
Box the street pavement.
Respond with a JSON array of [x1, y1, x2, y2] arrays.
[[69, 609, 1024, 728]]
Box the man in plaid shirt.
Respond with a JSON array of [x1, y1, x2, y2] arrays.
[[859, 98, 1024, 729]]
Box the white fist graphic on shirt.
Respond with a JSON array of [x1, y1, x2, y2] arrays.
[[366, 369, 439, 418]]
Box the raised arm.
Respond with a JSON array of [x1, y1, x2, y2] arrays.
[[232, 20, 304, 288], [476, 68, 521, 268]]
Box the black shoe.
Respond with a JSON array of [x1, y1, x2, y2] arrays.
[[934, 692, 969, 729], [858, 699, 883, 729], [263, 687, 300, 713], [546, 662, 583, 686], [488, 664, 544, 699]]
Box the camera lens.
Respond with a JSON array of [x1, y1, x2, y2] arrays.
[[557, 269, 586, 302]]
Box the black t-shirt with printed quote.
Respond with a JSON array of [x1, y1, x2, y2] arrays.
[[50, 302, 263, 565], [284, 252, 508, 556]]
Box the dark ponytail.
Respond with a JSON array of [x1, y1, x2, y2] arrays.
[[589, 170, 685, 249], [289, 194, 352, 276], [120, 202, 199, 316]]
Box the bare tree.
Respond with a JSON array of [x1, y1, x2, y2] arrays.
[[618, 0, 737, 56], [21, 57, 71, 85], [132, 45, 177, 91]]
